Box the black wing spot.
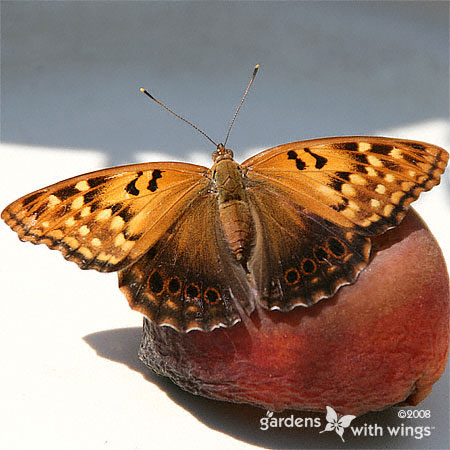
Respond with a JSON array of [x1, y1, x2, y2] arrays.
[[332, 197, 349, 212], [147, 169, 163, 192], [33, 203, 48, 219], [329, 172, 350, 192], [88, 176, 107, 189], [314, 247, 329, 262], [54, 186, 79, 201], [146, 246, 158, 261], [83, 190, 98, 205], [118, 205, 133, 222], [370, 144, 393, 155], [204, 287, 221, 304], [304, 148, 328, 169], [401, 142, 426, 151], [383, 160, 401, 171], [333, 142, 358, 151], [22, 192, 42, 207], [148, 271, 164, 294], [125, 179, 140, 196], [123, 229, 143, 241], [352, 153, 369, 164], [108, 203, 123, 214], [328, 237, 347, 258], [125, 172, 143, 196], [168, 277, 181, 295], [301, 259, 316, 275], [287, 150, 306, 170], [403, 153, 419, 165], [186, 284, 200, 299], [285, 268, 300, 285]]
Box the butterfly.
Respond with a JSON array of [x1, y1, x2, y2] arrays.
[[2, 66, 449, 332], [2, 135, 448, 332]]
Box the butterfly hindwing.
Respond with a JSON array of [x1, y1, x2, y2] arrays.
[[247, 186, 371, 310], [2, 162, 209, 272], [243, 136, 448, 236], [119, 194, 255, 332]]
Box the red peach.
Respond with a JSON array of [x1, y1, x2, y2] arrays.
[[138, 210, 449, 416]]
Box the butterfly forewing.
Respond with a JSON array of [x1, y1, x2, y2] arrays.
[[243, 137, 448, 236], [2, 162, 209, 272]]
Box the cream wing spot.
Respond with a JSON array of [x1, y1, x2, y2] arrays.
[[80, 206, 91, 217], [78, 246, 93, 259], [401, 181, 415, 191], [348, 200, 360, 211], [368, 213, 382, 222], [108, 255, 121, 265], [65, 217, 76, 227], [370, 199, 381, 209], [48, 195, 61, 207], [114, 233, 126, 246], [375, 184, 386, 194], [75, 181, 90, 192], [110, 216, 125, 231], [96, 209, 112, 221], [391, 191, 404, 204], [383, 204, 395, 217], [341, 184, 356, 197], [121, 240, 135, 252], [367, 155, 384, 168], [71, 196, 84, 210], [342, 208, 356, 219], [349, 174, 367, 185], [389, 148, 403, 159], [384, 173, 395, 183], [91, 238, 102, 247], [48, 229, 64, 240], [358, 142, 372, 152], [365, 166, 378, 177], [63, 236, 79, 248], [79, 225, 90, 236]]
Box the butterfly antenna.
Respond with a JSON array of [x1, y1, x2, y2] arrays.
[[223, 64, 259, 147], [140, 88, 218, 147]]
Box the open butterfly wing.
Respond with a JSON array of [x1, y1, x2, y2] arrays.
[[243, 137, 448, 236], [246, 186, 371, 310], [243, 136, 448, 310], [119, 193, 255, 332], [2, 162, 209, 272]]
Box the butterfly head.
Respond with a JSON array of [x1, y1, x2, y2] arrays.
[[212, 143, 234, 163]]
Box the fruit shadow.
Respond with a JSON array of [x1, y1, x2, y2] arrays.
[[84, 326, 415, 450]]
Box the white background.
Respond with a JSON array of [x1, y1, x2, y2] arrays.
[[1, 2, 449, 450]]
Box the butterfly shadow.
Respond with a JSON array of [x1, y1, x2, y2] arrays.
[[84, 326, 405, 449]]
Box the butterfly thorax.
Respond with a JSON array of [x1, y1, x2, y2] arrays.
[[212, 148, 254, 263]]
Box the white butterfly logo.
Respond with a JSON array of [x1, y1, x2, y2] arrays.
[[319, 406, 356, 442]]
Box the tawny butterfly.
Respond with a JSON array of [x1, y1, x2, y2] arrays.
[[2, 66, 448, 332]]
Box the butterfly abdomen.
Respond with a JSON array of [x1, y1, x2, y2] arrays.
[[213, 158, 254, 262]]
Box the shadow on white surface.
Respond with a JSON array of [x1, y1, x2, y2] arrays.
[[84, 326, 449, 449]]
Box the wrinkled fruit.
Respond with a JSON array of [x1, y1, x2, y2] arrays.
[[139, 210, 450, 416]]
